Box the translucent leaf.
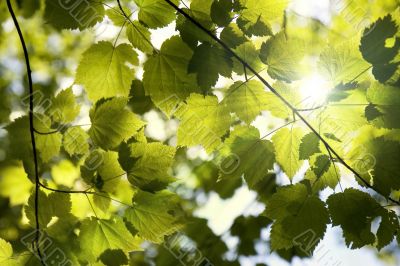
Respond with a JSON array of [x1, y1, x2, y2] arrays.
[[0, 238, 14, 266], [218, 125, 275, 187], [299, 133, 321, 160], [175, 94, 231, 153], [126, 21, 154, 54], [223, 80, 268, 124], [134, 0, 179, 28], [89, 97, 145, 150], [260, 32, 305, 82], [143, 36, 199, 115], [265, 183, 329, 253], [47, 87, 80, 124], [327, 189, 399, 249], [188, 43, 233, 89], [63, 127, 90, 156], [79, 217, 142, 262], [0, 163, 33, 206], [44, 0, 105, 30], [118, 141, 176, 192], [272, 127, 306, 179], [124, 190, 185, 243], [75, 42, 138, 102]]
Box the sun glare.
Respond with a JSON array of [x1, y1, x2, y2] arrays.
[[299, 74, 332, 107]]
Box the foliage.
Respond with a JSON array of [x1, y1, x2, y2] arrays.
[[0, 0, 400, 265]]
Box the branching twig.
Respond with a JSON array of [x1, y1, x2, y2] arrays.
[[6, 1, 45, 264]]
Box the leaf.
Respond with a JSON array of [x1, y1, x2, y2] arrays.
[[175, 94, 231, 153], [366, 82, 400, 129], [89, 97, 145, 150], [232, 41, 263, 75], [0, 164, 33, 206], [79, 217, 142, 262], [0, 238, 14, 266], [25, 191, 71, 229], [265, 183, 329, 253], [47, 88, 80, 124], [299, 133, 321, 160], [260, 32, 305, 82], [319, 39, 370, 85], [188, 43, 233, 89], [124, 190, 185, 243], [34, 114, 62, 162], [118, 141, 176, 192], [305, 154, 339, 192], [134, 0, 179, 28], [63, 127, 90, 156], [237, 0, 288, 36], [360, 15, 400, 83], [81, 149, 125, 193], [44, 0, 105, 30], [75, 42, 138, 102], [272, 127, 306, 179], [51, 160, 80, 187], [218, 125, 275, 187], [126, 21, 154, 54], [223, 80, 268, 124], [347, 136, 400, 196], [143, 36, 199, 115], [327, 188, 399, 249], [220, 23, 247, 48], [210, 0, 233, 27]]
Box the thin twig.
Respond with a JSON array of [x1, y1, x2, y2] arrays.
[[6, 0, 45, 264]]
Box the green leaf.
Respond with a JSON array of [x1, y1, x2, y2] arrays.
[[299, 133, 321, 160], [118, 141, 176, 192], [175, 94, 231, 153], [305, 154, 339, 192], [25, 191, 71, 229], [260, 32, 305, 82], [63, 127, 90, 156], [220, 23, 248, 48], [223, 80, 268, 124], [272, 127, 306, 179], [47, 87, 80, 124], [232, 42, 263, 75], [134, 0, 179, 28], [188, 43, 233, 89], [366, 82, 400, 128], [265, 183, 329, 253], [81, 149, 125, 193], [210, 0, 233, 27], [44, 0, 105, 30], [319, 39, 370, 85], [34, 114, 63, 162], [79, 217, 142, 262], [124, 190, 185, 243], [327, 188, 399, 249], [126, 21, 154, 54], [128, 80, 154, 114], [218, 125, 275, 187], [89, 97, 145, 150], [360, 15, 400, 83], [0, 164, 33, 206], [347, 136, 400, 196], [0, 238, 14, 266], [237, 0, 287, 36], [143, 36, 199, 115], [75, 42, 138, 102]]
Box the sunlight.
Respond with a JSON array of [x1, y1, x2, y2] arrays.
[[299, 74, 332, 107]]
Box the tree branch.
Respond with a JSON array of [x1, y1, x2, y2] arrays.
[[6, 1, 45, 264], [163, 0, 400, 205]]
